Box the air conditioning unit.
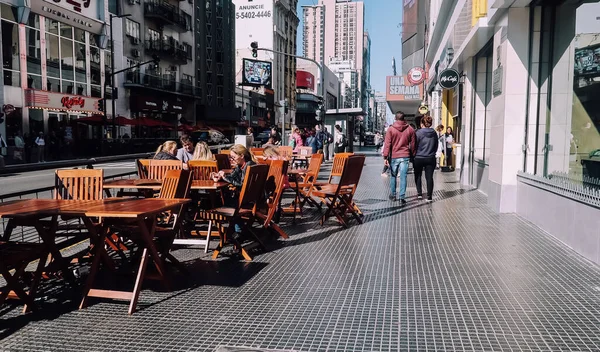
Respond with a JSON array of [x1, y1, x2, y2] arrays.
[[132, 49, 140, 57], [132, 38, 140, 45]]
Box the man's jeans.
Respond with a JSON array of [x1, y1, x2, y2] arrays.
[[389, 157, 410, 199]]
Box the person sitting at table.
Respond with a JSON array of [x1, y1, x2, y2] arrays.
[[192, 141, 214, 161], [263, 137, 277, 147], [153, 141, 179, 160], [212, 144, 257, 242], [176, 136, 194, 163], [263, 146, 281, 160]]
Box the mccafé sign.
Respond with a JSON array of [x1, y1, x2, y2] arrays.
[[25, 89, 103, 114]]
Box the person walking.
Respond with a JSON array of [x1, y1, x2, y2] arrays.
[[334, 124, 347, 153], [444, 126, 454, 169], [322, 127, 333, 161], [414, 115, 438, 202], [382, 111, 416, 204], [435, 125, 445, 169]]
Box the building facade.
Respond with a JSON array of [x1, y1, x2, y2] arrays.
[[302, 0, 366, 112], [0, 0, 109, 161], [373, 92, 387, 132], [295, 61, 340, 128], [233, 0, 299, 129], [427, 0, 600, 264]]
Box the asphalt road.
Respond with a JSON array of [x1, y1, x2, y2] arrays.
[[0, 161, 137, 197]]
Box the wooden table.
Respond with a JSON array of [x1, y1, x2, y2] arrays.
[[104, 179, 229, 192], [286, 169, 308, 224], [0, 198, 190, 314]]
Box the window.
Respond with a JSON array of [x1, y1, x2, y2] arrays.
[[46, 34, 60, 78], [61, 38, 75, 80], [147, 28, 160, 42], [2, 19, 19, 87], [125, 19, 140, 40]]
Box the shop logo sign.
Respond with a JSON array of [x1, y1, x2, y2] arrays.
[[407, 67, 425, 85], [438, 68, 460, 90], [61, 96, 85, 109], [162, 100, 169, 111]]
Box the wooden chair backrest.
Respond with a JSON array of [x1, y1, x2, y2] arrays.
[[305, 153, 324, 182], [219, 149, 231, 155], [137, 159, 150, 179], [158, 169, 192, 199], [237, 164, 269, 211], [266, 159, 289, 195], [328, 152, 354, 182], [188, 160, 218, 180], [214, 153, 231, 170], [263, 160, 289, 225], [147, 160, 182, 180], [338, 155, 365, 190], [278, 146, 293, 157], [55, 169, 104, 200], [250, 148, 264, 156], [298, 146, 312, 156], [256, 158, 271, 165]]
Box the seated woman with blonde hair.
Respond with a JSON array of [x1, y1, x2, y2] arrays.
[[262, 146, 281, 160], [154, 141, 179, 160], [192, 141, 214, 160]]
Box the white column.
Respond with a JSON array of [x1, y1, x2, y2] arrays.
[[487, 8, 530, 213]]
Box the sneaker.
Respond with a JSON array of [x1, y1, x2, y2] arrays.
[[400, 199, 407, 206], [389, 194, 396, 201], [417, 195, 423, 200], [426, 198, 433, 203]]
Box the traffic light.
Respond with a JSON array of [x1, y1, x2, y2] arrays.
[[151, 54, 160, 69], [251, 41, 258, 58], [98, 99, 105, 112]]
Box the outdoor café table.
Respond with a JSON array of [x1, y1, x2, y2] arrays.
[[64, 198, 190, 314], [287, 169, 309, 224]]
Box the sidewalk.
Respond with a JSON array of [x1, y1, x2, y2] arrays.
[[1, 153, 599, 351]]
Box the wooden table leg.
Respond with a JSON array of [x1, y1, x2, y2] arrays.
[[135, 217, 170, 290], [79, 223, 109, 309]]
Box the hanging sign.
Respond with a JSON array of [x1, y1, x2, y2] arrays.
[[418, 104, 429, 115], [438, 68, 460, 89], [407, 67, 426, 85]]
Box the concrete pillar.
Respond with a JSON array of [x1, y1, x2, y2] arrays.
[[487, 8, 530, 213]]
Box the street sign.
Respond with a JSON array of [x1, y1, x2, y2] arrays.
[[407, 67, 426, 85], [438, 68, 460, 89], [418, 104, 429, 115]]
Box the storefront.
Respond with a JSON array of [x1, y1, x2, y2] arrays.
[[0, 0, 108, 161], [129, 95, 190, 138]]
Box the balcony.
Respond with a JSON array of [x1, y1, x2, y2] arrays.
[[144, 0, 192, 33], [123, 71, 199, 97], [145, 38, 192, 64]]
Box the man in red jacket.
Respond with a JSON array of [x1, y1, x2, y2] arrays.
[[382, 111, 416, 204]]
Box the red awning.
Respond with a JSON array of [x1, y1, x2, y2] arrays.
[[178, 124, 196, 132]]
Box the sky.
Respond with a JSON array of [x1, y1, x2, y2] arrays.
[[295, 0, 403, 103]]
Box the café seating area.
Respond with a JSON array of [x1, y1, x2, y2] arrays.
[[0, 146, 365, 315]]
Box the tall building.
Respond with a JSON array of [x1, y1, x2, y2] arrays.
[[233, 0, 299, 128], [302, 0, 366, 110], [328, 59, 359, 109], [374, 93, 387, 132]]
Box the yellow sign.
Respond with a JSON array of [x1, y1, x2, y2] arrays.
[[418, 105, 429, 115]]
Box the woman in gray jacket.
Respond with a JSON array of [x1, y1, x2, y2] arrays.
[[414, 116, 439, 202]]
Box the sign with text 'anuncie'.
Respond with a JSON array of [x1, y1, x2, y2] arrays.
[[438, 68, 460, 90]]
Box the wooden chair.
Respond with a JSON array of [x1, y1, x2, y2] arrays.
[[214, 153, 231, 170], [201, 164, 269, 261], [0, 241, 49, 313], [147, 160, 182, 180], [278, 146, 293, 158], [188, 160, 218, 180], [255, 160, 289, 239], [136, 159, 150, 179], [250, 147, 264, 157], [219, 149, 231, 155], [55, 169, 104, 200], [289, 153, 324, 209], [312, 155, 365, 228]]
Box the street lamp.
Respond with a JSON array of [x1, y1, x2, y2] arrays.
[[107, 13, 131, 139]]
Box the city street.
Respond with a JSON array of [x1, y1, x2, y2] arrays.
[[0, 161, 136, 196]]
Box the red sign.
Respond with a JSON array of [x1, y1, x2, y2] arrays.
[[24, 89, 103, 114], [296, 70, 315, 90], [61, 96, 85, 109]]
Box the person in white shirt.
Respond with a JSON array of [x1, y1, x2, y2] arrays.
[[444, 126, 454, 168], [35, 132, 46, 162], [176, 136, 194, 163]]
